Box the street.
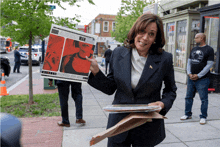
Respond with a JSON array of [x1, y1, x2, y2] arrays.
[[0, 51, 41, 89]]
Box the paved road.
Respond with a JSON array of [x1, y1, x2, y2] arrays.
[[1, 51, 41, 89]]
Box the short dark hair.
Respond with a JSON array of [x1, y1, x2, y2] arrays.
[[126, 14, 165, 55], [108, 45, 111, 48], [74, 40, 79, 47]]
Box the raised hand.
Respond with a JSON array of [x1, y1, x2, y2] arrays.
[[86, 56, 100, 76]]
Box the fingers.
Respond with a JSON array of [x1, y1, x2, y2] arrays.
[[148, 101, 165, 110], [190, 74, 198, 80], [86, 56, 100, 76], [86, 56, 92, 62]]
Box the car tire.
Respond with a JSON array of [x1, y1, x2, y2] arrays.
[[37, 57, 41, 66], [0, 66, 5, 81]]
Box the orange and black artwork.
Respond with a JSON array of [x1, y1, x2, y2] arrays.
[[43, 34, 65, 71], [60, 39, 94, 76]]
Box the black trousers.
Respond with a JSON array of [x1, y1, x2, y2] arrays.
[[57, 81, 83, 124], [13, 62, 21, 73], [105, 61, 109, 74]]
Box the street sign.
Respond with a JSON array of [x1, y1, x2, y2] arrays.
[[49, 5, 56, 10], [143, 3, 158, 15]]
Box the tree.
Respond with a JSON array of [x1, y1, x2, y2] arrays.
[[111, 0, 155, 43], [0, 0, 94, 105]]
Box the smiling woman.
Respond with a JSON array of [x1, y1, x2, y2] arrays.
[[86, 13, 177, 147], [127, 14, 165, 56]]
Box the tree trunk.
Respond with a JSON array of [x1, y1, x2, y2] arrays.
[[28, 31, 34, 105]]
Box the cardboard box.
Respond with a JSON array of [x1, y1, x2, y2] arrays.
[[90, 112, 167, 146]]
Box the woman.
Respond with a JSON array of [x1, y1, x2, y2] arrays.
[[87, 14, 177, 147]]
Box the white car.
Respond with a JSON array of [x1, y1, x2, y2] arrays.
[[19, 45, 42, 65]]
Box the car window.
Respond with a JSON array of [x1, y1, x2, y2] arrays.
[[19, 48, 29, 51], [33, 49, 38, 52], [19, 48, 36, 52]]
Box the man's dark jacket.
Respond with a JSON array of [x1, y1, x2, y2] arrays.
[[14, 50, 23, 63], [104, 49, 112, 62], [88, 47, 177, 146]]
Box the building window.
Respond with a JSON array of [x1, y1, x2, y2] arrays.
[[166, 22, 175, 54], [112, 22, 116, 32], [175, 19, 187, 68], [103, 21, 109, 32], [204, 15, 219, 73]]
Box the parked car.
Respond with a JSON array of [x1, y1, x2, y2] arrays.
[[19, 45, 42, 65], [0, 56, 11, 80], [0, 36, 7, 53]]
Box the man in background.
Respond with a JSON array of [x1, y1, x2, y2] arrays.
[[180, 33, 214, 125], [49, 79, 86, 127], [104, 45, 112, 74], [13, 47, 25, 73]]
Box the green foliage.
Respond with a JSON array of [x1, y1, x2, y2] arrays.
[[0, 0, 95, 45], [0, 93, 61, 118], [111, 0, 155, 43]]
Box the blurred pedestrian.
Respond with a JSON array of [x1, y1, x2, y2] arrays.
[[180, 33, 214, 125], [104, 45, 112, 74], [87, 14, 177, 147], [13, 47, 25, 73], [49, 79, 86, 127]]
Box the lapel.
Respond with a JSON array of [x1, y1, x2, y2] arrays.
[[118, 49, 133, 97], [134, 53, 162, 92]]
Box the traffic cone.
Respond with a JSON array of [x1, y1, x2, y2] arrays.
[[6, 47, 10, 52], [0, 73, 9, 96]]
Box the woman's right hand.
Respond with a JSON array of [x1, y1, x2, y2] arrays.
[[86, 56, 100, 76]]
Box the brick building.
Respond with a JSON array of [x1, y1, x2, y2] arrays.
[[87, 14, 121, 57]]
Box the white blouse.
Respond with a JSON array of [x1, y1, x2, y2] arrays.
[[131, 49, 148, 89]]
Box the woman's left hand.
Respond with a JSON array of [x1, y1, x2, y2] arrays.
[[148, 101, 165, 112]]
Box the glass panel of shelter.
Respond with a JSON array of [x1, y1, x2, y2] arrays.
[[175, 19, 187, 68], [190, 20, 200, 50], [166, 22, 175, 56], [204, 15, 219, 73]]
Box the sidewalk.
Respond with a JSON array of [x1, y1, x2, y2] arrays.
[[7, 69, 220, 147]]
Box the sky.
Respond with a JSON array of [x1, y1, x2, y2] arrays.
[[51, 0, 122, 25]]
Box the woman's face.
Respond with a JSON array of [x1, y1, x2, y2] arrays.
[[134, 22, 157, 56]]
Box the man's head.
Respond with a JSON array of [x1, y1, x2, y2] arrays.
[[15, 46, 19, 50], [108, 45, 110, 49], [194, 33, 206, 46]]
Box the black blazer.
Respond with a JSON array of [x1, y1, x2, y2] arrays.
[[88, 47, 177, 146], [14, 50, 24, 63]]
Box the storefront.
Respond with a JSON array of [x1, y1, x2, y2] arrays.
[[162, 9, 200, 84], [198, 3, 220, 92]]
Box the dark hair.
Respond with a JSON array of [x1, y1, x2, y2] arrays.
[[74, 40, 79, 47], [126, 14, 165, 55], [117, 44, 121, 47], [108, 45, 111, 48]]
